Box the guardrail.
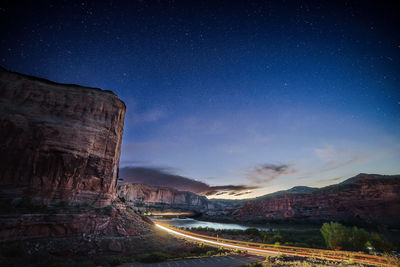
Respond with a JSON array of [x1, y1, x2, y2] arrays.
[[155, 222, 399, 266]]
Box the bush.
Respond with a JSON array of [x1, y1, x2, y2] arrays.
[[320, 222, 392, 252], [206, 251, 214, 257], [320, 222, 349, 250], [245, 263, 263, 267], [233, 248, 241, 253]]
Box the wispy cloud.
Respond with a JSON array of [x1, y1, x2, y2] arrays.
[[130, 108, 166, 124], [299, 145, 369, 179], [314, 145, 367, 173], [246, 163, 297, 184]]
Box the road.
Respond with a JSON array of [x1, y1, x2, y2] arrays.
[[154, 223, 399, 266], [120, 255, 265, 267], [156, 223, 280, 256]]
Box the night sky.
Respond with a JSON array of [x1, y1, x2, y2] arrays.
[[1, 0, 400, 198]]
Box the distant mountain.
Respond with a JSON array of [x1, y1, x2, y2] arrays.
[[258, 186, 318, 198], [236, 173, 400, 226]]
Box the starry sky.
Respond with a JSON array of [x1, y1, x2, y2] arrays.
[[1, 0, 400, 198]]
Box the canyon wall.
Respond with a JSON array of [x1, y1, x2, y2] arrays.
[[0, 67, 126, 207], [0, 68, 191, 262], [119, 183, 209, 210], [236, 174, 400, 226]]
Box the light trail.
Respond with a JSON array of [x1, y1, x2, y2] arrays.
[[156, 223, 280, 255], [155, 223, 398, 266]]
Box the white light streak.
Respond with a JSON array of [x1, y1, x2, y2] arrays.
[[155, 223, 280, 255]]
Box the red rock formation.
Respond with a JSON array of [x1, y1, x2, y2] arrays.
[[118, 183, 209, 210], [0, 68, 192, 261], [0, 67, 126, 207], [236, 174, 400, 226], [0, 206, 145, 241]]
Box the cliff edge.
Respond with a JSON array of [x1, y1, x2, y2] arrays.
[[0, 67, 125, 207]]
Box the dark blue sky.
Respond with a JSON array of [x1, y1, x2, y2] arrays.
[[1, 0, 399, 198]]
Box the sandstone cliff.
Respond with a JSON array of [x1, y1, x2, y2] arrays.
[[236, 174, 400, 226], [0, 66, 125, 207], [0, 68, 190, 263], [119, 183, 209, 210]]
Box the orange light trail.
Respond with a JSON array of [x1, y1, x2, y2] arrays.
[[156, 223, 281, 255], [155, 223, 399, 266]]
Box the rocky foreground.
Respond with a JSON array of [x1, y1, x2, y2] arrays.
[[0, 67, 190, 265]]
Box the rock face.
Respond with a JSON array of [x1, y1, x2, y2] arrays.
[[0, 67, 126, 207], [236, 174, 400, 226], [0, 68, 192, 263], [119, 183, 209, 210]]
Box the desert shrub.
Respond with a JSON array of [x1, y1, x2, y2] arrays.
[[206, 251, 214, 257], [246, 263, 263, 267], [233, 248, 241, 253], [277, 253, 286, 259]]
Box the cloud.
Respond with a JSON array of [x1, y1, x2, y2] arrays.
[[140, 109, 166, 122], [232, 191, 252, 197], [119, 167, 259, 196], [299, 145, 369, 180], [313, 145, 367, 173], [246, 163, 296, 184], [202, 185, 259, 196], [130, 108, 166, 124]]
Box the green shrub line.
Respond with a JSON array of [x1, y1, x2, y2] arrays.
[[182, 222, 394, 254], [320, 222, 392, 253], [183, 226, 326, 249]]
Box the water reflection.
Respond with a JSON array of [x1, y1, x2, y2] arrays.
[[152, 217, 270, 231]]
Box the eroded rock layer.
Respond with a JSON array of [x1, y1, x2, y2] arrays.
[[0, 67, 126, 207], [118, 183, 209, 210], [236, 174, 400, 226]]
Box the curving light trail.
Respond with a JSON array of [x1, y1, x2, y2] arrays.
[[156, 223, 281, 255], [155, 223, 397, 266]]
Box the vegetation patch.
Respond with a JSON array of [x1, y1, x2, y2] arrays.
[[321, 222, 392, 253]]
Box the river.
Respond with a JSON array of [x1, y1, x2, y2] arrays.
[[151, 217, 271, 231]]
